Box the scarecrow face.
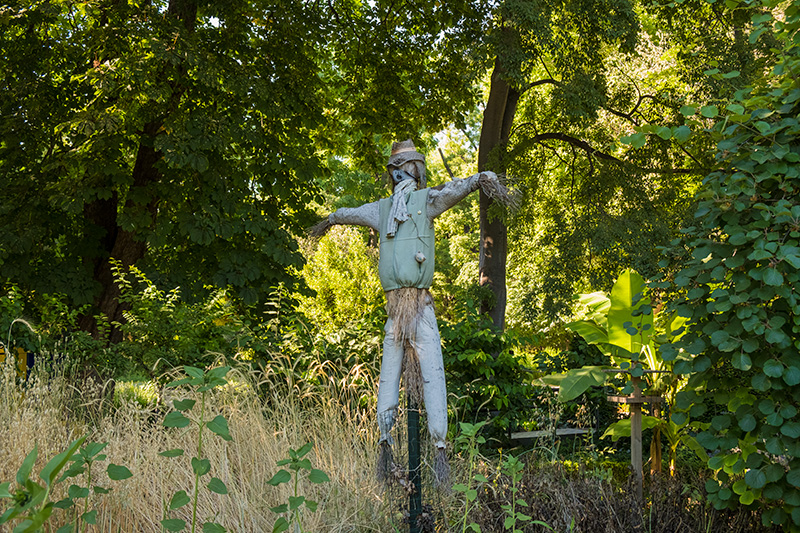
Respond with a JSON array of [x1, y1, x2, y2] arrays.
[[388, 160, 425, 191]]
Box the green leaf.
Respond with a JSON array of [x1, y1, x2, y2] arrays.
[[53, 498, 74, 509], [82, 442, 108, 460], [738, 414, 757, 432], [0, 482, 10, 499], [163, 411, 191, 428], [170, 490, 190, 510], [701, 105, 719, 118], [763, 268, 784, 286], [161, 518, 187, 532], [608, 269, 652, 354], [184, 366, 205, 379], [621, 132, 646, 148], [273, 517, 290, 533], [680, 105, 696, 116], [565, 320, 609, 347], [191, 457, 211, 476], [673, 125, 692, 143], [781, 422, 800, 439], [82, 510, 97, 524], [289, 496, 305, 510], [270, 504, 288, 513], [763, 360, 784, 378], [296, 442, 314, 458], [208, 477, 228, 495], [166, 378, 193, 388], [466, 489, 478, 501], [726, 103, 745, 114], [159, 449, 185, 458], [173, 399, 196, 411], [206, 366, 231, 381], [202, 523, 226, 533], [556, 366, 608, 402], [784, 366, 800, 386], [745, 468, 767, 489], [739, 491, 755, 505], [308, 469, 330, 484], [732, 353, 752, 371], [68, 484, 90, 499], [107, 464, 133, 481], [267, 469, 291, 486], [601, 416, 662, 441], [207, 415, 232, 441], [40, 436, 87, 486]]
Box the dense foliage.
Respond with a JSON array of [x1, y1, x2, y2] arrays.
[[660, 2, 800, 529], [501, 0, 774, 324], [3, 0, 800, 528], [0, 0, 490, 337]]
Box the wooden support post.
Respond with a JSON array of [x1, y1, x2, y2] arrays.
[[630, 376, 643, 503], [606, 368, 666, 505], [408, 397, 422, 533]]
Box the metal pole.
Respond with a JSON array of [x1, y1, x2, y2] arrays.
[[408, 396, 422, 533]]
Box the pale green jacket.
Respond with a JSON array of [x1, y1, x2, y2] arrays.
[[377, 189, 435, 291]]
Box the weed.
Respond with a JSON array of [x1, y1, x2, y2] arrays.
[[159, 365, 233, 533], [0, 436, 131, 532], [267, 442, 330, 533], [452, 421, 488, 533]]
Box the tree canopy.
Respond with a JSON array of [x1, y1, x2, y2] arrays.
[[0, 0, 785, 341], [0, 0, 488, 337]]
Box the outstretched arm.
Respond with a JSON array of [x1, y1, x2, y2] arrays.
[[427, 171, 515, 220], [308, 201, 380, 237]]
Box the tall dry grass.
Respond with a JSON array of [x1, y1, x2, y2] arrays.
[[0, 353, 778, 533], [0, 355, 399, 532]]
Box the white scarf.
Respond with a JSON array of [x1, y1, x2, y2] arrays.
[[386, 178, 417, 238]]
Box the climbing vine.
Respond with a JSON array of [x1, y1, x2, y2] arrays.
[[659, 1, 800, 529]]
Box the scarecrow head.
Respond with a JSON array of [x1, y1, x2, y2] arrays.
[[387, 139, 426, 191]]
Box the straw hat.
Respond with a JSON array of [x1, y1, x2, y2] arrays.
[[387, 139, 426, 168]]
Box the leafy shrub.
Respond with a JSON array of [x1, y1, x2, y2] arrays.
[[295, 226, 383, 336], [440, 304, 538, 441], [0, 436, 131, 532], [658, 3, 800, 529], [535, 334, 616, 433], [113, 264, 249, 378]]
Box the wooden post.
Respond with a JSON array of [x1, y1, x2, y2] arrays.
[[606, 368, 665, 505], [630, 375, 643, 503]]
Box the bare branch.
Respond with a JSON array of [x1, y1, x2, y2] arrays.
[[514, 132, 708, 175], [438, 147, 455, 180]]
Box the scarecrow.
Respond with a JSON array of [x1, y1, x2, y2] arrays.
[[311, 140, 513, 485]]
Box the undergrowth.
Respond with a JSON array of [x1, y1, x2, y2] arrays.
[[0, 353, 778, 532]]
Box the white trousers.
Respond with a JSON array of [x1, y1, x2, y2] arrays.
[[376, 301, 447, 449]]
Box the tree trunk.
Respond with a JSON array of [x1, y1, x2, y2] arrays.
[[79, 123, 163, 341], [78, 0, 197, 341], [477, 59, 519, 330]]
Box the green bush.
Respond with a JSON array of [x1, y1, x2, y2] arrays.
[[658, 3, 800, 529], [440, 303, 538, 441], [113, 264, 249, 378]]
